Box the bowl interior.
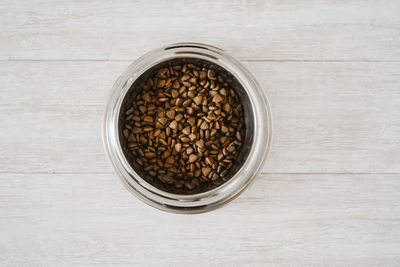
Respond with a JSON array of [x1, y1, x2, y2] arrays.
[[118, 57, 255, 194]]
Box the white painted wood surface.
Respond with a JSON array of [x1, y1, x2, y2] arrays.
[[1, 173, 399, 266], [1, 0, 399, 266]]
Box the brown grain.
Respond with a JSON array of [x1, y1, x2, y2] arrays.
[[122, 62, 245, 192]]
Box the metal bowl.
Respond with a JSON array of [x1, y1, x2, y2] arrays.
[[103, 43, 272, 213]]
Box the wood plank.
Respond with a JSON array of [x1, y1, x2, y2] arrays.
[[1, 0, 400, 61], [0, 173, 399, 265], [1, 61, 400, 173]]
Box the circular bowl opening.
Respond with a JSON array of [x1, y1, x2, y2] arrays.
[[118, 57, 254, 195], [103, 43, 272, 213]]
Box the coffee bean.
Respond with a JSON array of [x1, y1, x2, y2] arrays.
[[189, 133, 196, 141], [187, 117, 195, 126], [193, 95, 202, 105], [158, 117, 168, 126], [169, 120, 178, 129], [133, 157, 143, 166], [148, 171, 157, 176], [227, 143, 236, 153], [207, 69, 216, 80], [171, 80, 179, 89], [143, 126, 153, 132], [175, 143, 182, 152], [188, 91, 195, 99], [175, 98, 183, 106], [202, 167, 211, 176], [159, 174, 174, 184], [212, 94, 223, 103], [165, 156, 175, 165], [166, 110, 175, 119], [157, 68, 168, 79], [182, 99, 191, 107], [132, 127, 142, 134], [211, 173, 219, 181], [186, 147, 194, 155], [175, 113, 183, 122], [159, 138, 168, 146], [157, 79, 165, 88], [223, 103, 231, 112], [154, 129, 161, 137], [195, 139, 204, 148], [181, 74, 190, 81], [200, 121, 209, 130], [123, 129, 129, 138], [189, 154, 198, 163], [205, 157, 214, 166], [171, 89, 179, 98], [126, 107, 133, 115], [186, 107, 194, 115], [182, 126, 191, 135], [145, 152, 156, 159], [199, 71, 207, 80]]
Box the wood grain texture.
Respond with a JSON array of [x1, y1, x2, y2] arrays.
[[1, 61, 399, 173], [1, 0, 400, 61], [1, 0, 400, 265], [1, 173, 399, 266]]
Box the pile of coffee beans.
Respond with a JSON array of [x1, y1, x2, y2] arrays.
[[122, 62, 245, 193]]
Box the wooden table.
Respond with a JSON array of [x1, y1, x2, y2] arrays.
[[1, 1, 399, 265]]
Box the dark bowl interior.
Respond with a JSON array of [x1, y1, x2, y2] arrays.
[[118, 57, 254, 194]]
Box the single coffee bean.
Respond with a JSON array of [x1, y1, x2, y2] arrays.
[[189, 154, 198, 163]]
